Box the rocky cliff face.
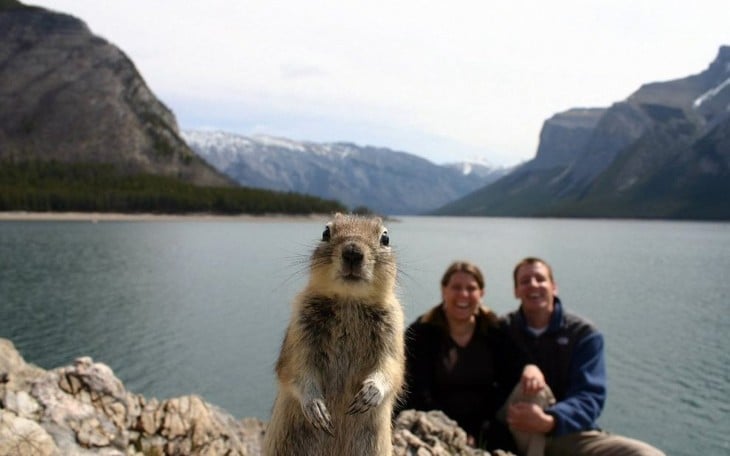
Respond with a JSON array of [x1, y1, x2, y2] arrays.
[[0, 3, 231, 187], [526, 108, 606, 171], [0, 338, 511, 456], [436, 45, 730, 220], [560, 101, 655, 192], [560, 46, 730, 196]]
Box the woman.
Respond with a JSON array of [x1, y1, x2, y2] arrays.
[[400, 260, 504, 448]]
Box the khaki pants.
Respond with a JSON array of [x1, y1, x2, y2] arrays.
[[547, 430, 666, 456], [498, 381, 555, 456], [500, 383, 665, 456]]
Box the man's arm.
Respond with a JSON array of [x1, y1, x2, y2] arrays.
[[545, 331, 606, 436]]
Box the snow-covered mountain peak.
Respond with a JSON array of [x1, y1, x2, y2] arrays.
[[250, 134, 308, 152], [692, 76, 730, 109], [181, 129, 254, 151], [182, 129, 510, 215], [460, 162, 475, 176], [443, 156, 503, 176]]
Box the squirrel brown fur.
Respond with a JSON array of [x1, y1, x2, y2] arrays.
[[263, 213, 405, 456]]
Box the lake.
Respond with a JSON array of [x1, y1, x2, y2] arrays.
[[0, 215, 728, 455]]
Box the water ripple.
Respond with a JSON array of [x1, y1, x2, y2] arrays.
[[2, 217, 729, 456]]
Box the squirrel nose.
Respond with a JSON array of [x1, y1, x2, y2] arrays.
[[342, 243, 364, 267]]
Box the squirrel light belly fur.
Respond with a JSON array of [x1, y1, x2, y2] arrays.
[[264, 213, 405, 456]]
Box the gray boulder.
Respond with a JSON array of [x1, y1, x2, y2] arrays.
[[1, 338, 512, 455]]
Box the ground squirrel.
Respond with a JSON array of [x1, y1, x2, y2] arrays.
[[263, 213, 405, 456]]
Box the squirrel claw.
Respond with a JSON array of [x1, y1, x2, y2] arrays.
[[303, 398, 334, 435], [347, 379, 383, 415]]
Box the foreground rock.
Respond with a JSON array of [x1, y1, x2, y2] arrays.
[[0, 338, 511, 455]]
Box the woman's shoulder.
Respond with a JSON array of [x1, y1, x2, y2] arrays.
[[406, 305, 447, 339], [476, 306, 500, 332], [409, 304, 446, 327]]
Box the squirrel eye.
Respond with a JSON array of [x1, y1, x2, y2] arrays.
[[322, 226, 331, 242], [380, 231, 389, 246]]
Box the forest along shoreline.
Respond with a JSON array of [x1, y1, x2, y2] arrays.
[[0, 212, 331, 222]]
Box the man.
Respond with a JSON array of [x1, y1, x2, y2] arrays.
[[498, 257, 664, 456]]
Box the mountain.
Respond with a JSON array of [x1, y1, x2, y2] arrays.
[[182, 130, 510, 215], [0, 1, 231, 187], [435, 45, 730, 220]]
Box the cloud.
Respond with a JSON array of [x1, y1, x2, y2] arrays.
[[29, 0, 730, 165], [279, 63, 328, 80]]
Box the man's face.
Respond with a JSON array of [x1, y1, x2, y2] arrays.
[[514, 262, 557, 314]]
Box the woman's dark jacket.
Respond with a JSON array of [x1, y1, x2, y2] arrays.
[[398, 304, 505, 445]]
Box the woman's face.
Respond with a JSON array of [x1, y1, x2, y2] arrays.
[[441, 271, 484, 323]]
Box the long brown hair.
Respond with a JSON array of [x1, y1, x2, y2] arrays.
[[440, 260, 485, 290]]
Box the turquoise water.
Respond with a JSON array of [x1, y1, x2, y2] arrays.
[[1, 216, 728, 455]]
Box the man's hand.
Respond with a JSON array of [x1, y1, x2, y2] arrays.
[[506, 402, 555, 434], [520, 364, 546, 395]]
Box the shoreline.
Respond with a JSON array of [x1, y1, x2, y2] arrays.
[[0, 211, 331, 222]]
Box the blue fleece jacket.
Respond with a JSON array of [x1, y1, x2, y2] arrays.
[[502, 298, 607, 437]]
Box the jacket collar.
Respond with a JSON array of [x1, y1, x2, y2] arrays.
[[517, 297, 564, 334], [421, 303, 497, 334]]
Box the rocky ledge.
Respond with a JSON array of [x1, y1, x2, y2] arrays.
[[0, 338, 512, 455]]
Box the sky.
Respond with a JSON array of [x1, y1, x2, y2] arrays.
[[29, 0, 730, 167]]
